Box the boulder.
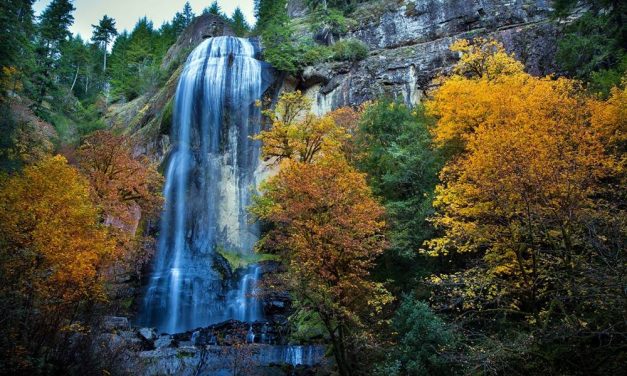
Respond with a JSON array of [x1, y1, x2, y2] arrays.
[[138, 327, 157, 342], [101, 316, 130, 331], [154, 335, 173, 349]]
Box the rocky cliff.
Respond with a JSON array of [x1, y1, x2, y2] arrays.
[[104, 14, 236, 163], [290, 0, 568, 114], [108, 0, 574, 164]]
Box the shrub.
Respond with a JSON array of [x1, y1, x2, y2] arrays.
[[376, 296, 459, 376], [309, 8, 357, 37], [331, 39, 369, 62]]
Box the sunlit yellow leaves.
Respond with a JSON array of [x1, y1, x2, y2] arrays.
[[0, 156, 115, 309], [425, 39, 622, 308], [589, 82, 627, 168], [254, 90, 348, 164], [0, 66, 22, 94], [450, 38, 524, 79]]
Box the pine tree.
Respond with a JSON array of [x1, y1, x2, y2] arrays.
[[58, 35, 90, 95], [91, 15, 117, 72], [109, 18, 157, 100], [203, 1, 226, 20], [0, 0, 34, 94], [33, 0, 75, 107], [230, 7, 250, 37], [254, 0, 289, 32], [38, 0, 74, 48], [182, 1, 194, 26]]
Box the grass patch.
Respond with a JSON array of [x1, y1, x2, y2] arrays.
[[217, 247, 279, 270]]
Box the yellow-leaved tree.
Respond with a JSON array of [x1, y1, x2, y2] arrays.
[[0, 156, 115, 372], [425, 38, 624, 327]]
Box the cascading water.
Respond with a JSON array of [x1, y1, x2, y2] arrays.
[[139, 36, 273, 334]]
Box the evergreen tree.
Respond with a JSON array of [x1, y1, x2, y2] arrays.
[[91, 15, 117, 72], [167, 2, 195, 41], [33, 0, 75, 107], [0, 0, 34, 94], [58, 35, 89, 95], [109, 18, 158, 100], [554, 0, 626, 94], [204, 1, 224, 17], [255, 0, 288, 32], [230, 7, 250, 37], [182, 1, 195, 26], [37, 0, 74, 51]]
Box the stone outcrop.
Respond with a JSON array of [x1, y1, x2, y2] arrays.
[[105, 13, 236, 164], [289, 0, 569, 114], [161, 14, 235, 71]]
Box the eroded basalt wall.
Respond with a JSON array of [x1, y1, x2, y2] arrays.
[[290, 0, 567, 115]]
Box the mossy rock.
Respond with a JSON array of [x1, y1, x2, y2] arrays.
[[159, 98, 173, 136], [216, 246, 280, 271]]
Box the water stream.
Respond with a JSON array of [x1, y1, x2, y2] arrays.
[[138, 37, 272, 334]]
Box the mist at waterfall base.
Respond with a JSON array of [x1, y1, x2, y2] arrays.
[[138, 37, 274, 334]]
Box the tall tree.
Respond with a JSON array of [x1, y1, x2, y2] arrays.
[[33, 0, 75, 107], [254, 0, 288, 32], [252, 91, 392, 376], [553, 0, 626, 94], [423, 38, 625, 374], [91, 15, 117, 72], [75, 130, 163, 281], [182, 1, 195, 26], [355, 100, 442, 290], [204, 1, 224, 18], [108, 18, 158, 100], [0, 0, 34, 95], [0, 156, 114, 372], [230, 7, 250, 37]]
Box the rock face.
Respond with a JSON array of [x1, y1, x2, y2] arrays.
[[161, 14, 235, 70], [105, 13, 237, 164], [290, 0, 565, 114], [112, 1, 571, 163]]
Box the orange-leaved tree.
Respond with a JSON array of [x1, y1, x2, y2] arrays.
[[251, 91, 391, 376], [74, 130, 163, 282], [0, 155, 115, 372]]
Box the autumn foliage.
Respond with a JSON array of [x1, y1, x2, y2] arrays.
[[75, 130, 163, 228], [421, 38, 625, 374], [254, 91, 347, 164], [252, 91, 391, 376], [75, 130, 163, 280], [0, 129, 164, 372], [0, 156, 115, 371]]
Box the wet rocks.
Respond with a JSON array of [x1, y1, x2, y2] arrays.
[[155, 334, 174, 349], [139, 327, 157, 342], [101, 316, 131, 331]]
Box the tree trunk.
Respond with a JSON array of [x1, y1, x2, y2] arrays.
[[103, 42, 107, 73], [70, 65, 79, 93]]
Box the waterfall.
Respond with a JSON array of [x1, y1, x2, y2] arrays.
[[227, 265, 262, 322], [139, 37, 273, 334]]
